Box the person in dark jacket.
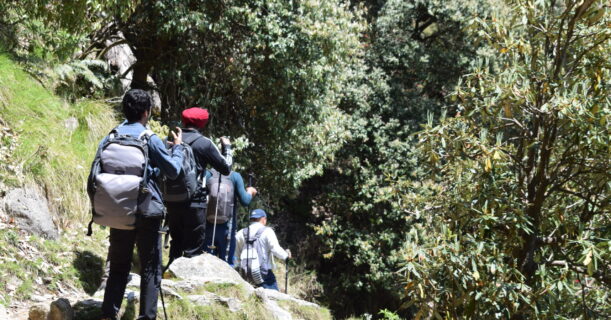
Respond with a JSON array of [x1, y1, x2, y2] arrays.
[[204, 169, 257, 263], [99, 89, 185, 320], [166, 107, 232, 260]]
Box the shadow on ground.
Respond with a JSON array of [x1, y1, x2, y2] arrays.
[[73, 250, 105, 295]]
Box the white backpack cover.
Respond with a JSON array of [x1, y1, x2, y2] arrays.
[[239, 227, 268, 285]]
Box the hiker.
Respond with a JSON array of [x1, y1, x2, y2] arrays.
[[89, 89, 185, 320], [204, 169, 257, 263], [165, 107, 232, 261], [236, 209, 291, 290]]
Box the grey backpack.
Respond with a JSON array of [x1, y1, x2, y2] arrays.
[[206, 169, 235, 224], [87, 128, 153, 234], [239, 227, 268, 285]]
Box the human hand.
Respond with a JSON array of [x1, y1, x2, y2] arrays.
[[286, 249, 292, 259], [169, 127, 182, 146], [220, 136, 231, 146], [247, 187, 257, 197]]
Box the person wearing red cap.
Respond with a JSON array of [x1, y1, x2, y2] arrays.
[[166, 107, 233, 261]]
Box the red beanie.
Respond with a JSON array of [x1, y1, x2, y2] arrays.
[[182, 107, 209, 129]]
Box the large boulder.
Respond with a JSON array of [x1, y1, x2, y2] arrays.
[[49, 298, 74, 320], [28, 305, 48, 320], [2, 187, 58, 239], [255, 288, 293, 320], [168, 254, 254, 294], [73, 299, 102, 320]]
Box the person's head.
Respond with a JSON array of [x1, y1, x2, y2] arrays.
[[182, 107, 209, 129], [122, 89, 153, 124], [250, 209, 267, 225]]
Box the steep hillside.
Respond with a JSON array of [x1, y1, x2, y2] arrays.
[[0, 52, 116, 226], [0, 51, 116, 316]]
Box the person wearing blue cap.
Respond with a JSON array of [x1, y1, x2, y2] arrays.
[[235, 209, 291, 290]]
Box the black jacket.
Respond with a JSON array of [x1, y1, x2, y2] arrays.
[[181, 128, 232, 200]]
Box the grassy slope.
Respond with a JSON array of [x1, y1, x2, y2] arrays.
[[0, 51, 114, 307], [0, 52, 116, 227]]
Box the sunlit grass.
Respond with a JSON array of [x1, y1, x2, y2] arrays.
[[0, 52, 117, 226]]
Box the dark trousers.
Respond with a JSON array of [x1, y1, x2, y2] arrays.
[[204, 221, 229, 261], [102, 217, 162, 320], [167, 202, 207, 259], [261, 270, 279, 291]]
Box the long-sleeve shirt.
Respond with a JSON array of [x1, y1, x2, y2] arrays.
[[205, 170, 253, 207], [236, 222, 288, 270], [182, 128, 232, 176]]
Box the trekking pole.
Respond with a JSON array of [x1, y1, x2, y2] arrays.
[[158, 213, 170, 320], [244, 173, 254, 280], [285, 252, 290, 294], [208, 170, 223, 251], [159, 285, 168, 320]]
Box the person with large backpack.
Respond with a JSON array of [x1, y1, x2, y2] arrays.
[[204, 169, 257, 262], [164, 107, 232, 261], [87, 89, 185, 320], [235, 209, 291, 290]]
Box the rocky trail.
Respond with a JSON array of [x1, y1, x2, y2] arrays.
[[2, 253, 326, 320]]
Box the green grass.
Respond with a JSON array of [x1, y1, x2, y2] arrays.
[[0, 52, 117, 226], [165, 294, 273, 320], [198, 282, 250, 301], [278, 300, 332, 320], [0, 227, 110, 305]]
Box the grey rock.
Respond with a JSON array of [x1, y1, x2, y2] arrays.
[[120, 293, 137, 320], [30, 294, 48, 302], [28, 305, 47, 320], [64, 117, 79, 132], [3, 187, 58, 239], [161, 279, 196, 293], [169, 254, 254, 295], [187, 293, 216, 307], [49, 298, 73, 320], [217, 296, 242, 313], [73, 299, 102, 320], [125, 273, 141, 288], [161, 286, 182, 300], [0, 304, 9, 320], [256, 289, 292, 320], [256, 288, 320, 308], [187, 294, 241, 312]]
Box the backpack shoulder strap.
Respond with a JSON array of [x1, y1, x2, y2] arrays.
[[254, 227, 267, 240], [107, 127, 120, 140], [183, 132, 204, 146], [244, 226, 266, 243], [138, 129, 155, 142]]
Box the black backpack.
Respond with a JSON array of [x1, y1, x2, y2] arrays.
[[162, 134, 202, 202]]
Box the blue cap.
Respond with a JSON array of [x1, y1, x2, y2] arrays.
[[250, 209, 267, 219]]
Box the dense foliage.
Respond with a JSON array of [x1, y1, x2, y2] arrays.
[[1, 0, 609, 318], [299, 0, 500, 316], [408, 1, 610, 317]]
